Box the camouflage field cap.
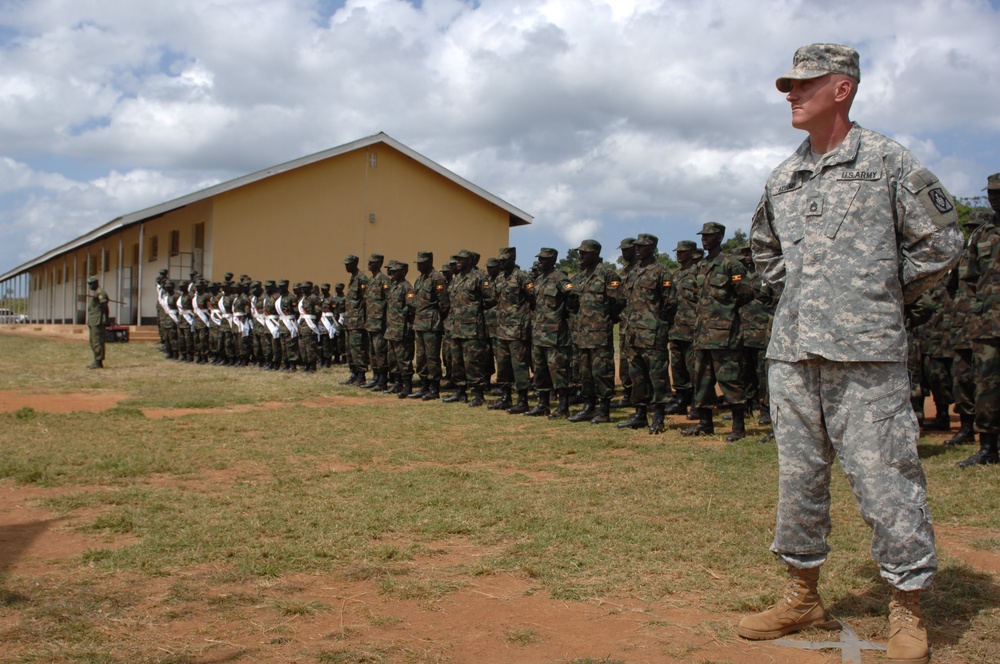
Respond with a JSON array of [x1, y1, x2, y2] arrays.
[[777, 43, 861, 93], [343, 254, 359, 264], [499, 247, 516, 259], [302, 280, 313, 290], [985, 173, 1000, 190], [321, 283, 330, 290], [441, 263, 453, 273], [675, 240, 698, 252], [619, 237, 637, 250], [87, 276, 99, 285], [415, 251, 433, 263], [456, 249, 474, 259], [536, 247, 558, 259], [697, 222, 726, 235], [250, 280, 261, 289], [224, 272, 234, 280], [633, 234, 658, 246], [278, 279, 289, 288], [486, 257, 499, 268], [158, 268, 169, 275], [968, 209, 993, 227], [163, 280, 175, 288], [336, 282, 345, 289], [264, 280, 276, 288], [469, 250, 481, 263], [368, 253, 384, 263], [576, 239, 602, 253]]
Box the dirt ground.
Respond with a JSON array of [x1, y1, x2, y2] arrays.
[[1, 389, 997, 663]]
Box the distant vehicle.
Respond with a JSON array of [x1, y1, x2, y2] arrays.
[[0, 308, 28, 324]]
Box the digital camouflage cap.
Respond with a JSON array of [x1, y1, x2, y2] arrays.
[[776, 43, 861, 93]]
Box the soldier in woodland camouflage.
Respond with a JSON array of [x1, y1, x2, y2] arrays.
[[957, 173, 1000, 467], [742, 44, 963, 663], [525, 248, 574, 418], [683, 222, 753, 442], [737, 246, 776, 436], [274, 280, 299, 371], [86, 276, 109, 369], [296, 280, 322, 372], [384, 261, 415, 397], [332, 283, 346, 365], [615, 238, 638, 407], [664, 241, 703, 417], [341, 255, 370, 385], [910, 276, 954, 431], [407, 252, 449, 401], [363, 254, 392, 391], [443, 250, 496, 406], [567, 240, 620, 424], [491, 247, 535, 414], [619, 234, 674, 433]]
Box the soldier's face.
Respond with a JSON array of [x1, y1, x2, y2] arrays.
[[578, 249, 598, 269], [785, 74, 850, 133], [368, 260, 381, 273], [701, 232, 722, 252], [417, 260, 432, 275], [635, 244, 654, 261], [345, 261, 358, 273], [538, 256, 556, 272], [989, 189, 1000, 214], [621, 247, 636, 263]]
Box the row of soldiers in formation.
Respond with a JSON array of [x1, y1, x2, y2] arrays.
[[907, 203, 1000, 467], [153, 222, 776, 442]]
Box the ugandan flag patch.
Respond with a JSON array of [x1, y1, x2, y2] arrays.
[[732, 274, 742, 282]]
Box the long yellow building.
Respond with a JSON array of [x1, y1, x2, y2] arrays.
[[0, 133, 532, 326]]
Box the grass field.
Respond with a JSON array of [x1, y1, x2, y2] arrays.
[[0, 331, 998, 663]]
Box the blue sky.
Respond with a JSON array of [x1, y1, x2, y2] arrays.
[[1, 0, 998, 276]]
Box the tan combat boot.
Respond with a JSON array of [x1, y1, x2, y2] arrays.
[[887, 588, 929, 664], [737, 566, 838, 639]]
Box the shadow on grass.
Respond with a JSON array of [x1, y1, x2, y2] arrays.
[[0, 518, 57, 575], [827, 562, 999, 646]]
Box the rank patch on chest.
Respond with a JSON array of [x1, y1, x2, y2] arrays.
[[806, 195, 824, 216]]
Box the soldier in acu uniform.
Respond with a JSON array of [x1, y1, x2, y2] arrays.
[[567, 240, 620, 424], [741, 44, 963, 664]]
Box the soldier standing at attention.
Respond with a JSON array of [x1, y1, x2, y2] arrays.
[[525, 248, 574, 418], [957, 173, 1000, 467], [408, 251, 449, 401], [742, 44, 963, 663], [614, 238, 638, 408], [683, 222, 753, 442], [363, 253, 391, 391], [341, 255, 370, 385], [567, 240, 620, 424], [618, 234, 673, 433], [297, 280, 322, 372], [492, 247, 535, 414], [86, 276, 109, 369], [664, 241, 702, 418], [444, 249, 496, 407], [385, 261, 416, 397]]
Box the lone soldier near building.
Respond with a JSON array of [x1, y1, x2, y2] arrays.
[[86, 276, 109, 369], [568, 240, 621, 424], [957, 173, 1000, 467], [743, 43, 963, 664]]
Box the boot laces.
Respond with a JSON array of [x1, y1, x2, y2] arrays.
[[890, 593, 919, 625]]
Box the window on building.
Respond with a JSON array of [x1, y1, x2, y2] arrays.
[[150, 236, 159, 262], [194, 223, 205, 250], [103, 251, 111, 272], [170, 230, 180, 256]]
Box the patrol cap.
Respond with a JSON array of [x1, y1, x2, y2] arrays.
[[697, 222, 726, 235], [158, 268, 168, 275], [163, 280, 175, 288], [264, 280, 276, 288], [87, 276, 99, 285], [250, 280, 261, 289], [302, 280, 313, 290], [343, 254, 359, 264], [633, 234, 658, 246], [486, 257, 499, 268], [386, 260, 403, 272], [499, 246, 516, 260], [224, 272, 234, 280], [469, 251, 481, 264], [321, 282, 331, 290], [536, 247, 558, 259], [278, 279, 289, 288], [368, 253, 384, 263], [675, 240, 698, 252], [415, 251, 433, 263], [576, 239, 602, 253], [619, 237, 637, 250], [776, 43, 861, 93], [985, 173, 1000, 191], [456, 249, 475, 259], [968, 209, 993, 227], [239, 274, 250, 282]]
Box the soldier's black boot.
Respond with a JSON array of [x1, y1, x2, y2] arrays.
[[441, 376, 458, 390], [568, 397, 596, 422], [911, 397, 925, 428], [612, 385, 632, 409], [591, 397, 612, 424], [759, 402, 773, 426], [925, 402, 952, 431], [443, 387, 468, 403], [682, 408, 715, 436], [387, 373, 402, 394], [944, 413, 975, 446], [397, 376, 412, 399], [409, 379, 429, 399], [664, 389, 691, 415], [422, 380, 441, 401], [488, 386, 512, 410], [507, 389, 530, 414], [375, 371, 390, 392], [86, 360, 103, 369], [341, 370, 357, 385], [525, 391, 551, 417], [648, 404, 666, 434], [361, 371, 380, 389], [350, 371, 366, 386], [468, 386, 487, 407], [958, 433, 1000, 467], [548, 390, 570, 419], [726, 405, 747, 443], [617, 405, 648, 429]]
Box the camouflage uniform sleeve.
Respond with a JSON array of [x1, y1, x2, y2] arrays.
[[750, 191, 785, 297], [436, 274, 450, 320], [896, 159, 964, 303]]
